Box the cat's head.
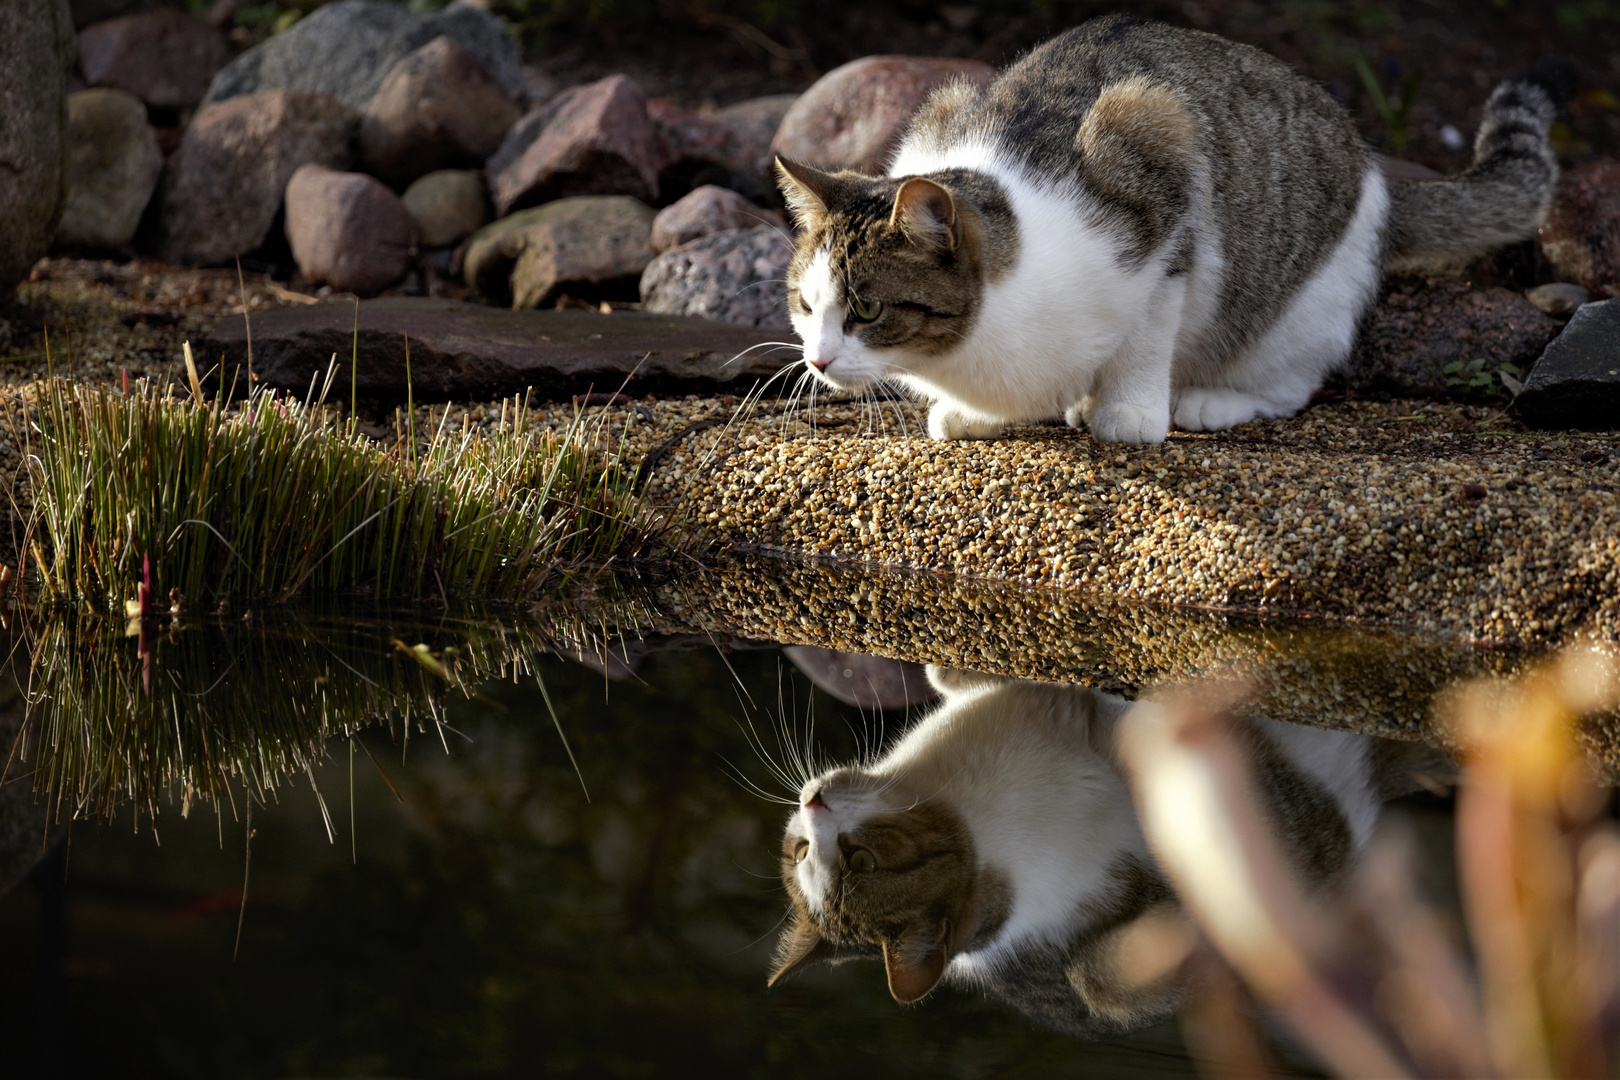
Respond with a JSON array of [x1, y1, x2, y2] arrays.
[[774, 157, 990, 392], [767, 760, 1004, 1005]]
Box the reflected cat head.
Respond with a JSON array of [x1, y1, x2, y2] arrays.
[[767, 665, 1193, 1031]]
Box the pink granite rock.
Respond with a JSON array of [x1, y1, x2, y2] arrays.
[[284, 163, 415, 296], [1540, 159, 1620, 298], [486, 74, 659, 216], [649, 93, 798, 200], [159, 88, 359, 266], [360, 36, 521, 188], [78, 8, 228, 110], [639, 225, 793, 329], [650, 185, 783, 253], [770, 55, 994, 174]]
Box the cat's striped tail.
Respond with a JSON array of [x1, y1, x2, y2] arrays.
[[1383, 59, 1576, 271]]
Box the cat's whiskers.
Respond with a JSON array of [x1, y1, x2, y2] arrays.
[[721, 340, 800, 369]]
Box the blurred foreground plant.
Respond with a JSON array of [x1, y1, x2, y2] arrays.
[[1119, 646, 1620, 1079], [25, 374, 664, 609]]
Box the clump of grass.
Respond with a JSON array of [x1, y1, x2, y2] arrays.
[[26, 375, 663, 608]]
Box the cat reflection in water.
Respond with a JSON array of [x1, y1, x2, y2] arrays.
[[769, 667, 1424, 1035]]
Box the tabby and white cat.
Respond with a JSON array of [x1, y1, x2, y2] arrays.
[[777, 16, 1570, 443], [768, 667, 1421, 1035]]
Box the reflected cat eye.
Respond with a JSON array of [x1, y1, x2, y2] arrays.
[[793, 840, 810, 863], [848, 848, 877, 873], [850, 296, 883, 322]]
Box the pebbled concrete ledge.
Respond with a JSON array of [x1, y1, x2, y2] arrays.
[[637, 397, 1620, 651]]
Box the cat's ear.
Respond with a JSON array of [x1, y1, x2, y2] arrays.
[[775, 156, 836, 228], [882, 919, 950, 1004], [889, 177, 959, 253], [767, 908, 834, 986]]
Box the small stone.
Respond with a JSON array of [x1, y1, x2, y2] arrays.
[[1539, 159, 1620, 297], [56, 88, 162, 250], [650, 185, 783, 253], [401, 169, 487, 248], [640, 226, 794, 330], [285, 163, 415, 296], [202, 0, 522, 112], [1515, 297, 1620, 429], [462, 195, 655, 309], [0, 0, 75, 298], [159, 89, 359, 267], [77, 9, 228, 110], [1526, 282, 1591, 317], [359, 36, 520, 189], [770, 55, 995, 173], [486, 75, 660, 216], [782, 645, 936, 710]]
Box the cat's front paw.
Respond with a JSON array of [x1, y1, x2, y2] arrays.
[[927, 405, 1005, 441], [1085, 403, 1169, 444], [1172, 388, 1264, 432]]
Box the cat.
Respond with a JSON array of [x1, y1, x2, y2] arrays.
[[767, 666, 1437, 1036], [775, 15, 1572, 443]]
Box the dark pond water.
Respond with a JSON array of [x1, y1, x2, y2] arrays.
[[0, 585, 1473, 1079]]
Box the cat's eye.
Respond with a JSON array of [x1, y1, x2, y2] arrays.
[[849, 296, 883, 322], [793, 840, 809, 863], [848, 848, 877, 873]]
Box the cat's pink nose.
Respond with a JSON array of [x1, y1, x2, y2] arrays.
[[804, 790, 828, 810], [807, 356, 832, 372]]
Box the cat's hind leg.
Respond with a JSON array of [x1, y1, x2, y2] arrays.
[[1171, 387, 1297, 431]]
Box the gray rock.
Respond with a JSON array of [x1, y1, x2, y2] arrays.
[[57, 88, 163, 250], [462, 195, 655, 309], [1340, 277, 1561, 396], [782, 646, 936, 711], [402, 169, 487, 248], [285, 164, 415, 296], [640, 226, 793, 330], [199, 296, 799, 400], [1515, 298, 1620, 429], [771, 55, 995, 174], [1527, 282, 1591, 318], [202, 0, 521, 113], [77, 9, 228, 110], [486, 75, 659, 216], [650, 185, 783, 253], [159, 89, 359, 267], [0, 0, 75, 298], [359, 36, 520, 189]]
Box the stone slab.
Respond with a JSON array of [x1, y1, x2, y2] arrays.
[[199, 296, 798, 400], [1515, 298, 1620, 429]]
